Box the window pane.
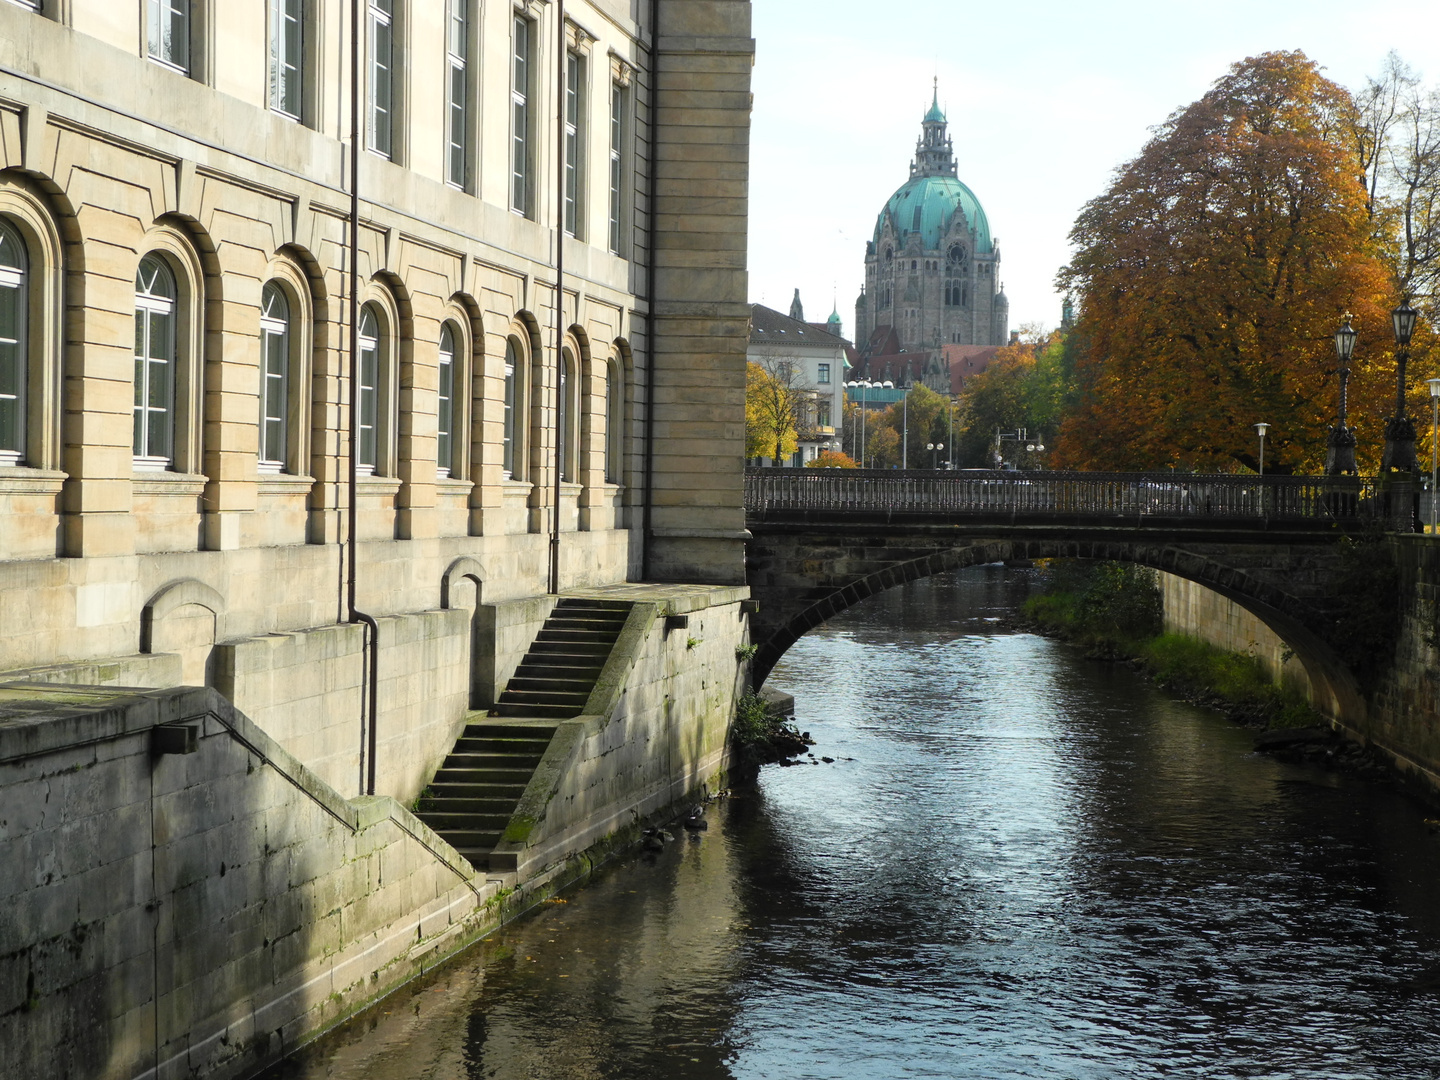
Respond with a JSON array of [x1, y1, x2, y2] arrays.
[[369, 8, 393, 157], [448, 62, 466, 187], [503, 340, 517, 476], [437, 325, 454, 469], [557, 355, 568, 481]]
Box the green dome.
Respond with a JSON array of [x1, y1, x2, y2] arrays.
[[874, 174, 992, 254]]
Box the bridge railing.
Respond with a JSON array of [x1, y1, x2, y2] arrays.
[[744, 468, 1383, 523]]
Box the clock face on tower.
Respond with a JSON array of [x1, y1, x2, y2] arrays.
[[948, 244, 967, 265]]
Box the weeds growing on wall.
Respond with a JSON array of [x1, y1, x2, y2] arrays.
[[730, 692, 812, 777], [1023, 560, 1323, 729]]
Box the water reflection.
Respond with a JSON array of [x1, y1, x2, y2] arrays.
[[267, 566, 1440, 1080]]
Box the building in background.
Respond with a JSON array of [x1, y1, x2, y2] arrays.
[[854, 82, 1009, 357], [748, 297, 848, 466]]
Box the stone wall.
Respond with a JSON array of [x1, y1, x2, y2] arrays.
[[1159, 571, 1315, 697], [491, 585, 750, 876], [0, 684, 505, 1080]]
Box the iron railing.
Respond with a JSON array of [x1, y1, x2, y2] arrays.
[[744, 468, 1383, 523]]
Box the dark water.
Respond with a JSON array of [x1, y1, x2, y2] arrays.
[[268, 567, 1440, 1080]]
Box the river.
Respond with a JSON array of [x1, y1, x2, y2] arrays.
[[263, 566, 1440, 1080]]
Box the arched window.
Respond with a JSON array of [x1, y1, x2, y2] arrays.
[[358, 303, 381, 473], [503, 336, 520, 478], [558, 347, 576, 482], [0, 220, 27, 466], [437, 321, 457, 476], [604, 359, 622, 483], [134, 256, 177, 469], [259, 282, 290, 472]]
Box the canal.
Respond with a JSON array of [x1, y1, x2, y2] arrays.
[[264, 566, 1440, 1079]]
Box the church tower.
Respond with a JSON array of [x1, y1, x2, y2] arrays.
[[856, 83, 1008, 353]]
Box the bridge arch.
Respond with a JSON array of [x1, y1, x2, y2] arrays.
[[747, 535, 1364, 727]]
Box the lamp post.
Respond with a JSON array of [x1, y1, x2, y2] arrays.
[[1383, 300, 1420, 473], [901, 381, 912, 470], [927, 442, 945, 469], [1254, 422, 1269, 477], [1429, 378, 1440, 532], [846, 380, 871, 468], [1327, 315, 1358, 475]]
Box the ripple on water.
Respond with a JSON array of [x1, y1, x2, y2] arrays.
[[261, 566, 1440, 1080]]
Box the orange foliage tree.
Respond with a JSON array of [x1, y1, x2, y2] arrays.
[[1055, 51, 1401, 473]]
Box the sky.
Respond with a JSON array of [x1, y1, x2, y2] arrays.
[[746, 0, 1440, 338]]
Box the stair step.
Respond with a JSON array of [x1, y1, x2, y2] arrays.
[[495, 694, 584, 711], [461, 721, 558, 739], [446, 735, 554, 754], [420, 811, 516, 831], [527, 640, 613, 656], [431, 770, 536, 787], [505, 675, 596, 693], [489, 703, 581, 719], [422, 797, 524, 815], [556, 598, 631, 609]]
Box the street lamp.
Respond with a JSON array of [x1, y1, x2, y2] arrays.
[[1254, 422, 1269, 477], [927, 441, 945, 469], [1429, 378, 1440, 532], [901, 381, 913, 469], [1384, 300, 1420, 473], [846, 380, 871, 468], [1327, 315, 1357, 475]]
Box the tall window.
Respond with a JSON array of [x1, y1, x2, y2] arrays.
[[564, 51, 585, 237], [147, 0, 190, 73], [817, 401, 832, 428], [133, 257, 177, 469], [367, 0, 394, 159], [270, 0, 303, 120], [818, 363, 830, 384], [502, 338, 519, 477], [446, 0, 469, 188], [0, 220, 26, 467], [604, 361, 621, 484], [259, 283, 289, 472], [357, 304, 380, 473], [437, 322, 456, 476], [609, 82, 625, 254], [511, 16, 531, 215], [557, 349, 572, 482]]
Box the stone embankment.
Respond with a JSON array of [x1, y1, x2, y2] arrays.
[[0, 584, 749, 1080]]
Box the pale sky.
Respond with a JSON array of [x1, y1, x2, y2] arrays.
[[747, 0, 1440, 338]]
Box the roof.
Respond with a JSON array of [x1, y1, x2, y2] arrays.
[[749, 303, 847, 347], [942, 344, 1002, 394], [875, 174, 992, 254]]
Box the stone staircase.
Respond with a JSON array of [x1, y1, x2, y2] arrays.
[[416, 598, 632, 868]]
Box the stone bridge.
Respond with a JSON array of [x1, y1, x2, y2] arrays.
[[743, 468, 1405, 724]]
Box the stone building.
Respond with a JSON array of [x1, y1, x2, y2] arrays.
[[747, 294, 847, 466], [855, 84, 1008, 353], [0, 0, 752, 781]]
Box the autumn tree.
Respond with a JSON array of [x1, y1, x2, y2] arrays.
[[955, 331, 1073, 467], [805, 449, 858, 469], [1056, 51, 1398, 473], [746, 361, 800, 463]]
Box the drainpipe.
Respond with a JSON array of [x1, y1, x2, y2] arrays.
[[550, 0, 566, 596], [640, 0, 660, 580], [348, 0, 380, 796]]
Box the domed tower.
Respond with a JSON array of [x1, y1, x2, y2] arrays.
[[856, 83, 1009, 352]]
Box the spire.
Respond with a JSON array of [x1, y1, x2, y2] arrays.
[[789, 288, 804, 321], [913, 81, 956, 178]]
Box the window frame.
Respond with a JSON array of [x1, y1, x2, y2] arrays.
[[608, 80, 627, 256], [0, 219, 27, 467], [437, 321, 457, 477], [366, 0, 396, 160], [502, 335, 525, 479], [563, 50, 586, 239], [133, 255, 178, 470], [444, 0, 471, 190], [558, 345, 578, 483], [269, 0, 305, 121], [510, 14, 533, 216], [146, 0, 192, 75], [355, 302, 390, 475], [258, 282, 290, 473], [603, 357, 623, 485]]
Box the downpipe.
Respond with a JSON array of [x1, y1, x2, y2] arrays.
[[347, 0, 380, 795], [640, 0, 660, 580]]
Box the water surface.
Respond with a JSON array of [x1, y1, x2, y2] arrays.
[[267, 567, 1440, 1079]]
